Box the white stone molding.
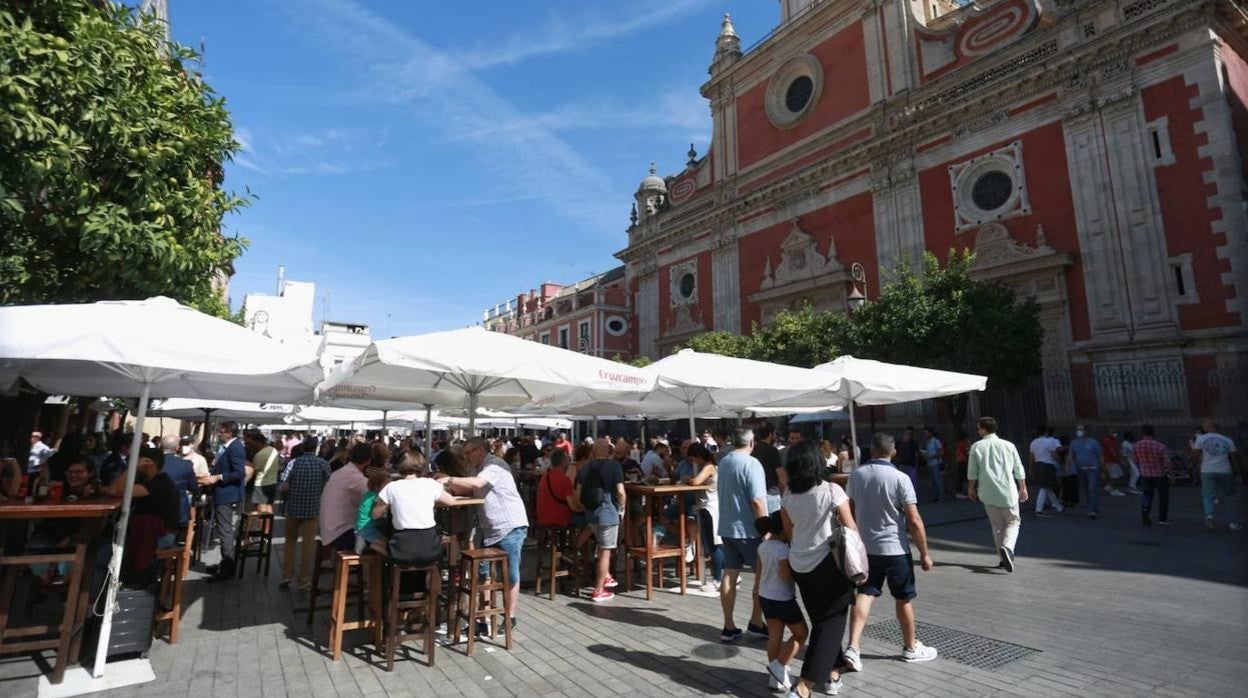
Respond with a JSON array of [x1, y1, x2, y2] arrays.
[[948, 140, 1032, 231], [1187, 48, 1248, 321], [637, 273, 659, 359], [1062, 112, 1133, 338], [711, 241, 741, 334]]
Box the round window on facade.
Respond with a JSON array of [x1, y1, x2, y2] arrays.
[[970, 170, 1013, 212], [605, 315, 629, 336], [679, 272, 696, 299], [765, 55, 823, 129], [785, 76, 814, 114]]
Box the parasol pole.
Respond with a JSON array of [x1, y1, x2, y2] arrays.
[[849, 398, 859, 467], [93, 381, 151, 676], [423, 404, 434, 457]]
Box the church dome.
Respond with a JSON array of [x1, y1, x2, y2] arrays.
[[638, 162, 667, 192]]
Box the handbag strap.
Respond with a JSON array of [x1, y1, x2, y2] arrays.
[[544, 467, 567, 505]]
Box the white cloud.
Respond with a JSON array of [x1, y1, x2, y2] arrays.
[[228, 126, 390, 178], [279, 0, 627, 235], [454, 0, 715, 70]]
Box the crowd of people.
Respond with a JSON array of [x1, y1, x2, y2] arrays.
[[1, 415, 1243, 696]]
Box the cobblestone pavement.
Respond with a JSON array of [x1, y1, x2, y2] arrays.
[[2, 486, 1245, 697]]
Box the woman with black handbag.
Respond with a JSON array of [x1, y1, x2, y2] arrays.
[[779, 441, 860, 698]]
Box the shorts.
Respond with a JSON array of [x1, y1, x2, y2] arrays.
[[858, 554, 916, 600], [479, 526, 526, 588], [759, 597, 805, 625], [252, 483, 278, 505], [588, 523, 619, 550], [722, 537, 760, 571]]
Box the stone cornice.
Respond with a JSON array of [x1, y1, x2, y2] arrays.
[[621, 0, 1219, 265]]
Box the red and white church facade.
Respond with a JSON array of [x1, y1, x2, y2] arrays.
[[619, 0, 1248, 428]]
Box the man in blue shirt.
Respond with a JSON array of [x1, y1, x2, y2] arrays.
[[715, 427, 767, 643], [1069, 424, 1103, 518], [199, 421, 247, 581]]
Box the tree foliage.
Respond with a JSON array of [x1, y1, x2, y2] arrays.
[[0, 1, 249, 314], [682, 250, 1043, 402]]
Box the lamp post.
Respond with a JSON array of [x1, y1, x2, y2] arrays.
[[847, 262, 868, 311]]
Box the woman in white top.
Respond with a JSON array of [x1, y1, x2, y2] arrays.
[[373, 453, 458, 567], [683, 442, 723, 594], [780, 441, 859, 698]]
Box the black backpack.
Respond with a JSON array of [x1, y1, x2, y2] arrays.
[[580, 459, 605, 511]]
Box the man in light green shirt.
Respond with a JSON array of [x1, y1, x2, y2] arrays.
[[967, 416, 1028, 573]]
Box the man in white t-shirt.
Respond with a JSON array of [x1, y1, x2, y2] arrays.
[[1192, 418, 1240, 531], [27, 431, 53, 475], [1028, 427, 1064, 516]]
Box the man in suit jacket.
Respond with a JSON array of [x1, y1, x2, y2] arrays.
[[159, 434, 199, 528], [198, 421, 246, 581]]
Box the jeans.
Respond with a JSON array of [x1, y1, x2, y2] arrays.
[[792, 553, 855, 683], [1140, 476, 1169, 521], [1201, 473, 1237, 521], [480, 526, 526, 587], [1078, 468, 1100, 513], [698, 509, 723, 583], [927, 463, 944, 501]]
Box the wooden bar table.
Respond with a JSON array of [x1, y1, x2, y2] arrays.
[[622, 482, 710, 600], [0, 497, 121, 684]]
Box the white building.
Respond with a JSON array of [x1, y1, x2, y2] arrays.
[[318, 321, 371, 372], [241, 267, 371, 372], [242, 266, 315, 345]]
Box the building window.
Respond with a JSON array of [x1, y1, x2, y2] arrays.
[[605, 315, 629, 336], [1168, 252, 1198, 305], [679, 273, 696, 299], [558, 327, 569, 349], [539, 332, 550, 345], [765, 54, 823, 129], [949, 141, 1031, 231], [578, 321, 590, 340], [1146, 117, 1175, 166], [785, 75, 814, 113]]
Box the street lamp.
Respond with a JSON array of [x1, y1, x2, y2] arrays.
[[846, 262, 867, 311]]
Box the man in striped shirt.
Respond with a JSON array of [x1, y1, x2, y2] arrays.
[[1133, 425, 1171, 527]]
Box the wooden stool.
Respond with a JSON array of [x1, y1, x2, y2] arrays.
[[234, 511, 274, 578], [191, 498, 212, 565], [384, 562, 440, 670], [0, 544, 88, 684], [154, 509, 197, 644], [451, 547, 512, 656], [533, 526, 579, 600], [305, 542, 346, 624], [327, 551, 383, 661]]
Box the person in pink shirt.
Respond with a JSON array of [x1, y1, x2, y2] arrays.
[[319, 443, 372, 551]]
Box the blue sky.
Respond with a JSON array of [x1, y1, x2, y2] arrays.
[[166, 0, 776, 337]]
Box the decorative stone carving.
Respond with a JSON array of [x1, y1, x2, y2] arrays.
[[760, 220, 842, 291], [669, 258, 698, 308], [949, 140, 1031, 231], [970, 223, 1056, 271], [952, 109, 1008, 141]]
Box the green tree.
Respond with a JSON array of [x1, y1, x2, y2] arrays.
[[850, 250, 1042, 429], [612, 354, 653, 368], [0, 1, 249, 315], [682, 330, 754, 359], [680, 250, 1042, 431]]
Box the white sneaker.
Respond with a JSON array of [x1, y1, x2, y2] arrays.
[[766, 659, 791, 690], [685, 544, 695, 564], [701, 579, 721, 595], [1230, 522, 1243, 532], [1126, 488, 1143, 495], [819, 678, 843, 695], [1109, 489, 1126, 497], [843, 645, 863, 672], [903, 641, 938, 662]]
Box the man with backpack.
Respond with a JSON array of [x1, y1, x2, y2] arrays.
[[576, 438, 626, 602]]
